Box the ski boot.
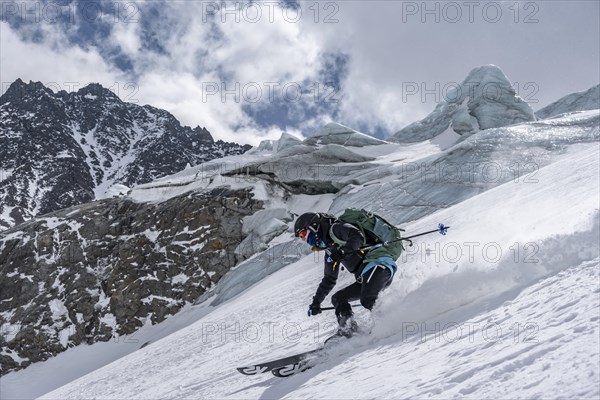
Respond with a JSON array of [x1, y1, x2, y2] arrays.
[[336, 317, 359, 338]]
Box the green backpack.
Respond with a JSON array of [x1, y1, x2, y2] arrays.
[[336, 208, 404, 262]]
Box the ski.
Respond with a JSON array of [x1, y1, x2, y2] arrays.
[[237, 333, 356, 378], [236, 348, 323, 376], [271, 358, 315, 377], [269, 334, 354, 377]]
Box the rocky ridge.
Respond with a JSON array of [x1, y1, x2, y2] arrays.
[[0, 79, 251, 231]]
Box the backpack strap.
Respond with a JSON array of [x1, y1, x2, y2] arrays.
[[360, 257, 397, 280], [329, 225, 345, 246], [329, 222, 366, 247]]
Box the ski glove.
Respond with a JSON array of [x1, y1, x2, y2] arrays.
[[327, 248, 345, 263], [308, 302, 322, 317]]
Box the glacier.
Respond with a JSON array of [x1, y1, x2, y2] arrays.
[[390, 65, 536, 143], [1, 102, 598, 399]]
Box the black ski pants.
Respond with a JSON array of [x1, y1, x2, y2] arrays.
[[331, 266, 393, 322]]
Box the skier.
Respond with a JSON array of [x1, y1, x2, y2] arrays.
[[294, 211, 399, 336], [238, 216, 446, 378]]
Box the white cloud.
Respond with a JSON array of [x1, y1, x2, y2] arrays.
[[109, 21, 141, 60], [208, 13, 320, 84], [3, 0, 598, 144], [0, 10, 308, 146], [294, 0, 600, 133], [121, 1, 329, 145], [0, 21, 124, 93]]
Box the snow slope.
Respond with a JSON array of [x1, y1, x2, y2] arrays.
[[29, 135, 599, 399], [536, 84, 600, 119]]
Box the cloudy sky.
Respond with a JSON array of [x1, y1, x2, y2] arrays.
[[1, 0, 598, 145]]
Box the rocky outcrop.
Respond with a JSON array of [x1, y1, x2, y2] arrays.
[[0, 79, 251, 231], [0, 187, 262, 374]]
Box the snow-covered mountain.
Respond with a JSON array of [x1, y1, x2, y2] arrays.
[[390, 65, 536, 143], [37, 152, 600, 398], [1, 63, 599, 399], [536, 84, 600, 119], [2, 104, 598, 399], [0, 79, 251, 230]]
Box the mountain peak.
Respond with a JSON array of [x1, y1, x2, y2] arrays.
[[1, 79, 53, 103], [306, 122, 387, 147], [391, 65, 536, 143], [76, 83, 121, 101], [192, 126, 214, 142], [314, 122, 357, 135], [274, 132, 302, 153], [463, 64, 507, 83], [0, 79, 250, 231], [444, 64, 519, 106]]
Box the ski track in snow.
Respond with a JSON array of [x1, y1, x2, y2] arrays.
[[2, 112, 599, 399], [263, 259, 599, 400], [25, 140, 599, 400]]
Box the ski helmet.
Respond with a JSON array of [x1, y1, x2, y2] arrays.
[[294, 212, 321, 237]]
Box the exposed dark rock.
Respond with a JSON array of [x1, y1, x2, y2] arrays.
[[0, 187, 262, 374], [0, 79, 251, 231]]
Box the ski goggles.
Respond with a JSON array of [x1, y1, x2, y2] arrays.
[[297, 228, 310, 242], [298, 228, 323, 247]]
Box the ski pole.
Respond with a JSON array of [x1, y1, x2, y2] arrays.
[[325, 224, 450, 260], [402, 223, 450, 241], [321, 304, 361, 311], [359, 223, 450, 251]]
